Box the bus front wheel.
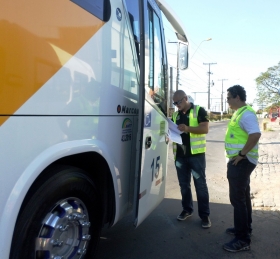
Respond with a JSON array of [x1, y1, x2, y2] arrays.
[[10, 166, 102, 259]]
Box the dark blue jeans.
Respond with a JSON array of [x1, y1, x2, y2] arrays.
[[175, 154, 210, 219], [227, 159, 256, 242]]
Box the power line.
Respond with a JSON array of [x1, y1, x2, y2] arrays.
[[188, 67, 208, 84], [190, 60, 210, 72]]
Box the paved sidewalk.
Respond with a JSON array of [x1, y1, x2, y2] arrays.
[[251, 118, 280, 211]]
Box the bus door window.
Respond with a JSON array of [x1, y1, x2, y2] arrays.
[[147, 6, 167, 115], [125, 0, 140, 64]]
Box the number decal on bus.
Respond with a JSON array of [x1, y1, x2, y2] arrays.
[[151, 156, 160, 181]]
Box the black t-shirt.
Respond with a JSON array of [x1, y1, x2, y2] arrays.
[[173, 103, 209, 157]]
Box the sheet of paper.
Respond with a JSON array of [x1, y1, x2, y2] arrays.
[[167, 118, 183, 144], [167, 118, 182, 134], [168, 129, 183, 144]]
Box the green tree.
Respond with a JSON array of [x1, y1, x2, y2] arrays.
[[255, 61, 280, 106]]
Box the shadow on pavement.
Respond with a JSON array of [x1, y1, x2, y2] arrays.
[[96, 198, 280, 259]]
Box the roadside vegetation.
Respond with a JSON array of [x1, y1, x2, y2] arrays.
[[255, 61, 280, 114], [208, 113, 231, 121]]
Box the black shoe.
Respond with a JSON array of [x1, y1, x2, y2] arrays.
[[226, 227, 252, 236], [201, 216, 211, 228], [177, 210, 192, 221], [223, 238, 250, 252]]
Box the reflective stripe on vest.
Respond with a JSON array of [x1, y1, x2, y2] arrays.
[[172, 105, 206, 159], [225, 105, 259, 159]]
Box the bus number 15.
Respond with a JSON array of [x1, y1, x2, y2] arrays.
[[151, 156, 160, 181]]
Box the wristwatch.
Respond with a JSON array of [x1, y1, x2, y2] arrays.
[[238, 151, 246, 157]]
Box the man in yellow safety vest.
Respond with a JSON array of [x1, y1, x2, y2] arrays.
[[223, 85, 261, 252], [172, 90, 211, 229]]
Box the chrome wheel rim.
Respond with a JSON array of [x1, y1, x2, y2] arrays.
[[35, 197, 91, 259]]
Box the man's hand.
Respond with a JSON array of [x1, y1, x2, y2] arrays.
[[177, 124, 189, 133], [231, 132, 261, 165], [231, 155, 244, 165], [177, 122, 209, 134]]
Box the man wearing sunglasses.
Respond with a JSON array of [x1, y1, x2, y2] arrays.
[[223, 85, 261, 253], [171, 90, 211, 228]]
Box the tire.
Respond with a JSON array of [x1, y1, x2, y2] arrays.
[[10, 165, 102, 259]]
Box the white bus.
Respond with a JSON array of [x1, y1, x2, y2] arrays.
[[0, 0, 188, 258]]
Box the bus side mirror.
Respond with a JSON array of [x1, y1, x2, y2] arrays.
[[179, 43, 188, 70]]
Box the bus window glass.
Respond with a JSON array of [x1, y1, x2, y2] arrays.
[[70, 0, 111, 21], [124, 0, 140, 43], [148, 9, 154, 90], [153, 13, 164, 101], [125, 0, 140, 63], [147, 7, 167, 114], [123, 12, 139, 97], [110, 0, 139, 100]]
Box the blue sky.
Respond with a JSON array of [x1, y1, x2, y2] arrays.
[[163, 0, 280, 110]]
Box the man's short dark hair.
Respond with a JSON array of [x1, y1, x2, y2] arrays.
[[227, 85, 246, 102]]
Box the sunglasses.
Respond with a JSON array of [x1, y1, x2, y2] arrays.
[[173, 97, 185, 106]]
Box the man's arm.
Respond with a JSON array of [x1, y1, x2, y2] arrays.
[[240, 132, 261, 156], [238, 111, 262, 155], [232, 132, 261, 165]]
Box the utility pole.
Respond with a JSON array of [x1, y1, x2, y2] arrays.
[[169, 67, 174, 117], [210, 98, 221, 111], [169, 67, 173, 107], [225, 98, 227, 113], [203, 62, 217, 111], [218, 79, 228, 112]]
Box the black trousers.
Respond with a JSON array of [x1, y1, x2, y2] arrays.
[[227, 159, 256, 242]]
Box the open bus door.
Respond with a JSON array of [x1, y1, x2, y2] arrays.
[[131, 0, 189, 227]]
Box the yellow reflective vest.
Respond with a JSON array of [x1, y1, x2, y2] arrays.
[[172, 105, 206, 160], [225, 105, 259, 159]]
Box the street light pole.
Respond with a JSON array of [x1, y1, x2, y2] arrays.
[[191, 38, 212, 59]]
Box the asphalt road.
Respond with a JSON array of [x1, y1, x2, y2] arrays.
[[96, 121, 280, 259]]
